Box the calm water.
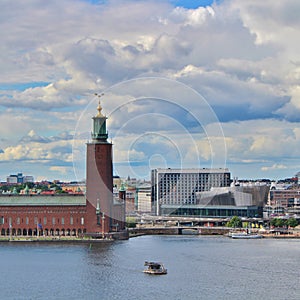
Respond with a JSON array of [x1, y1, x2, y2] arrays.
[[0, 236, 299, 300]]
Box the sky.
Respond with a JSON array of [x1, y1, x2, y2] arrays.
[[0, 0, 300, 182]]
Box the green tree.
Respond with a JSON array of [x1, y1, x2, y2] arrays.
[[1, 185, 9, 192], [287, 218, 298, 228], [10, 184, 23, 193], [275, 218, 286, 228], [270, 218, 286, 228], [270, 218, 277, 227], [34, 183, 48, 191], [126, 217, 137, 228], [226, 216, 242, 228], [50, 184, 62, 191], [26, 182, 35, 189]]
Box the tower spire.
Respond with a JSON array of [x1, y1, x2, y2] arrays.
[[96, 100, 104, 117], [95, 93, 105, 117]]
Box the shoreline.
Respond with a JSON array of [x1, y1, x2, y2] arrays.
[[0, 237, 114, 243], [0, 231, 300, 244], [257, 234, 300, 239], [127, 233, 300, 239]]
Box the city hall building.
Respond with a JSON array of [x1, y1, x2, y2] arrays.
[[0, 101, 126, 239]]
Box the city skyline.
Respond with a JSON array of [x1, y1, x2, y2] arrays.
[[1, 168, 297, 185], [1, 0, 300, 181]]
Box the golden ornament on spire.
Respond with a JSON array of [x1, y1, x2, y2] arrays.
[[94, 93, 105, 117]]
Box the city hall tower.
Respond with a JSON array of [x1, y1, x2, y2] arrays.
[[86, 99, 113, 234]]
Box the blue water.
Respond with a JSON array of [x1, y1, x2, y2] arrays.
[[0, 236, 299, 300]]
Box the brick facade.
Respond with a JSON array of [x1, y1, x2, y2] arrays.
[[0, 102, 126, 238]]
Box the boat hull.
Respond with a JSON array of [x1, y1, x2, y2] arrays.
[[143, 269, 167, 275], [231, 233, 263, 239]]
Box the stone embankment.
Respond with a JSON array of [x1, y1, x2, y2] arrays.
[[0, 236, 114, 243], [129, 226, 300, 238]]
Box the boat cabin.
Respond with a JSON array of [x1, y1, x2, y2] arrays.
[[143, 261, 167, 275]]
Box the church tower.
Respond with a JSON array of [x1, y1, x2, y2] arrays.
[[86, 98, 113, 234]]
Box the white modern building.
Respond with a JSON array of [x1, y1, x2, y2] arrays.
[[151, 168, 231, 215], [195, 184, 269, 218], [6, 173, 34, 184]]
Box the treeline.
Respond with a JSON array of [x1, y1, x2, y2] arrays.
[[270, 217, 298, 228], [0, 183, 66, 194], [226, 216, 299, 228]]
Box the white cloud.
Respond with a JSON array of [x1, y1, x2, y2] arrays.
[[220, 119, 300, 158], [261, 164, 288, 172], [0, 136, 73, 163], [49, 166, 70, 175], [231, 0, 300, 48], [170, 6, 215, 26], [0, 0, 300, 180]]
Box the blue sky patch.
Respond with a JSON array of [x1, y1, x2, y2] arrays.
[[0, 82, 50, 91], [86, 0, 216, 9], [169, 0, 216, 8]]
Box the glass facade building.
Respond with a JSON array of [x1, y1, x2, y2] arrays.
[[151, 168, 231, 215]]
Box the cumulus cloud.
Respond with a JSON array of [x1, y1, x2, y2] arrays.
[[0, 136, 73, 163], [19, 130, 50, 144], [0, 0, 300, 180], [169, 6, 215, 26]]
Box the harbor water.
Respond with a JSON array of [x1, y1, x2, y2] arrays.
[[0, 235, 299, 300]]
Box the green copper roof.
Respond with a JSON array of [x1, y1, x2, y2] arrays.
[[119, 182, 126, 192], [92, 100, 108, 141]]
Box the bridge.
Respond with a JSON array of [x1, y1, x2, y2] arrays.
[[128, 215, 266, 236], [129, 226, 231, 236], [139, 215, 265, 226]]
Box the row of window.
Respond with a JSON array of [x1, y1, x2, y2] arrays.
[[165, 208, 257, 217], [159, 180, 227, 185], [0, 216, 85, 226], [159, 182, 227, 187], [159, 174, 228, 179]]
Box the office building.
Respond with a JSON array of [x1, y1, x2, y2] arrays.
[[151, 168, 231, 215]]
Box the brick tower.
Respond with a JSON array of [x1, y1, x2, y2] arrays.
[[86, 99, 113, 234]]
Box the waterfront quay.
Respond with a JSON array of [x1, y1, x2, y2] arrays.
[[129, 226, 300, 238], [0, 238, 114, 244], [129, 215, 300, 238]]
